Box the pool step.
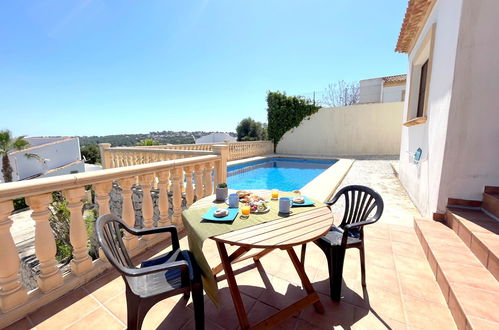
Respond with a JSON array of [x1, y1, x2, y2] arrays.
[[414, 218, 499, 329]]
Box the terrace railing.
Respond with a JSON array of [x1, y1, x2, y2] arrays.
[[0, 145, 228, 327], [99, 141, 273, 166]]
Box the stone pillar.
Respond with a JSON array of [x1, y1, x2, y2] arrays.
[[119, 177, 138, 250], [212, 144, 229, 186], [98, 143, 112, 169], [157, 171, 170, 226], [26, 194, 63, 293], [139, 174, 155, 240], [171, 168, 183, 228], [185, 166, 194, 207], [64, 187, 93, 276], [0, 201, 28, 312]]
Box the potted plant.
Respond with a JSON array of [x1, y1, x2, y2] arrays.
[[216, 182, 228, 201]]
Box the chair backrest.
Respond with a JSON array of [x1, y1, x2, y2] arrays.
[[95, 214, 134, 272], [329, 185, 384, 229]]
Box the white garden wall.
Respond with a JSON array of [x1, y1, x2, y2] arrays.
[[277, 102, 403, 157]]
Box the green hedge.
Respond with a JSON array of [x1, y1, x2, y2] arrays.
[[266, 91, 320, 149]]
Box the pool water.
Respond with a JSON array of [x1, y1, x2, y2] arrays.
[[227, 158, 337, 191]]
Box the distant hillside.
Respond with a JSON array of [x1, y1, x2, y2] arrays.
[[79, 131, 236, 147]]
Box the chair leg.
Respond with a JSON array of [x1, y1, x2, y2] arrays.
[[125, 290, 141, 330], [183, 292, 190, 300], [192, 282, 205, 330], [300, 244, 307, 265], [326, 246, 346, 301], [359, 243, 366, 287]]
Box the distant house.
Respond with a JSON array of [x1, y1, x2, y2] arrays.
[[359, 74, 406, 104], [195, 133, 236, 144], [396, 0, 499, 216], [0, 137, 85, 182]]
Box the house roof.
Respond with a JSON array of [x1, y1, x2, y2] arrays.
[[382, 74, 407, 86], [395, 0, 436, 53]]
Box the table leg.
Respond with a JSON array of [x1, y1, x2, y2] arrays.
[[212, 246, 250, 275], [216, 241, 250, 330], [286, 247, 325, 314]]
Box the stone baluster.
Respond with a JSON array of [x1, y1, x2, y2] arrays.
[[171, 168, 183, 228], [119, 177, 138, 250], [194, 164, 204, 201], [94, 181, 112, 260], [139, 174, 154, 240], [26, 194, 63, 292], [157, 171, 170, 227], [64, 187, 93, 275], [203, 162, 213, 197], [184, 166, 194, 207], [0, 201, 28, 312]]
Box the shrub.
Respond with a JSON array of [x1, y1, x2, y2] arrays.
[[266, 91, 320, 148]]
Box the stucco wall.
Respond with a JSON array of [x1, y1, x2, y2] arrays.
[[277, 102, 403, 157], [437, 0, 499, 208], [399, 0, 464, 216]]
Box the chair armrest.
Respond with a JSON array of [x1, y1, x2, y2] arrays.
[[122, 225, 180, 251], [343, 219, 377, 231], [123, 260, 189, 277]]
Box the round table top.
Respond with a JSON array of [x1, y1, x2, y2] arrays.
[[190, 190, 333, 249]]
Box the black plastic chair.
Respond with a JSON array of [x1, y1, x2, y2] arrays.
[[301, 185, 384, 301], [95, 214, 204, 330]]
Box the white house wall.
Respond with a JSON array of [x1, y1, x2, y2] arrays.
[[277, 102, 403, 157], [9, 138, 82, 180], [399, 0, 464, 216], [437, 0, 499, 208], [359, 78, 383, 103]]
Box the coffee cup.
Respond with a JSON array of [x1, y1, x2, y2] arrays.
[[228, 193, 239, 208], [279, 197, 292, 214]]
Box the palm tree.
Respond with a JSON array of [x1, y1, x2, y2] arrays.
[[0, 130, 31, 183]]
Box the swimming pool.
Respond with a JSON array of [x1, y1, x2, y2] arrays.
[[227, 158, 337, 191]]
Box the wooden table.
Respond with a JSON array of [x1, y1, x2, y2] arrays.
[[210, 206, 333, 329]]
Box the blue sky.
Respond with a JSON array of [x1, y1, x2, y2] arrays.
[[1, 0, 408, 137]]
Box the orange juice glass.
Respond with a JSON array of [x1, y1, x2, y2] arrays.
[[271, 189, 279, 199], [241, 205, 251, 215]]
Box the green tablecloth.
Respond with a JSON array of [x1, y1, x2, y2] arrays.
[[181, 192, 324, 305]]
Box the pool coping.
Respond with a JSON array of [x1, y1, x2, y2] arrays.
[[227, 154, 354, 203]]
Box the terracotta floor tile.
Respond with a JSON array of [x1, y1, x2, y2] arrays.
[[430, 248, 478, 266], [391, 241, 426, 260], [389, 228, 419, 245], [29, 288, 100, 330], [403, 295, 457, 329], [466, 316, 499, 330], [438, 262, 499, 292], [141, 295, 194, 330], [364, 225, 391, 241], [65, 307, 124, 330], [103, 292, 128, 325], [365, 264, 401, 294], [298, 293, 356, 328], [452, 285, 499, 323], [257, 275, 310, 311], [246, 301, 298, 329], [203, 283, 256, 330], [393, 254, 434, 278], [83, 271, 125, 304], [180, 318, 224, 330], [3, 317, 33, 330], [361, 286, 406, 323], [398, 272, 447, 305], [352, 308, 407, 330]]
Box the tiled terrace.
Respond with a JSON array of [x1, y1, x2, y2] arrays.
[[7, 160, 458, 329]]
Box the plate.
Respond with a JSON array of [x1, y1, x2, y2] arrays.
[[250, 205, 270, 214], [291, 196, 315, 207]]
